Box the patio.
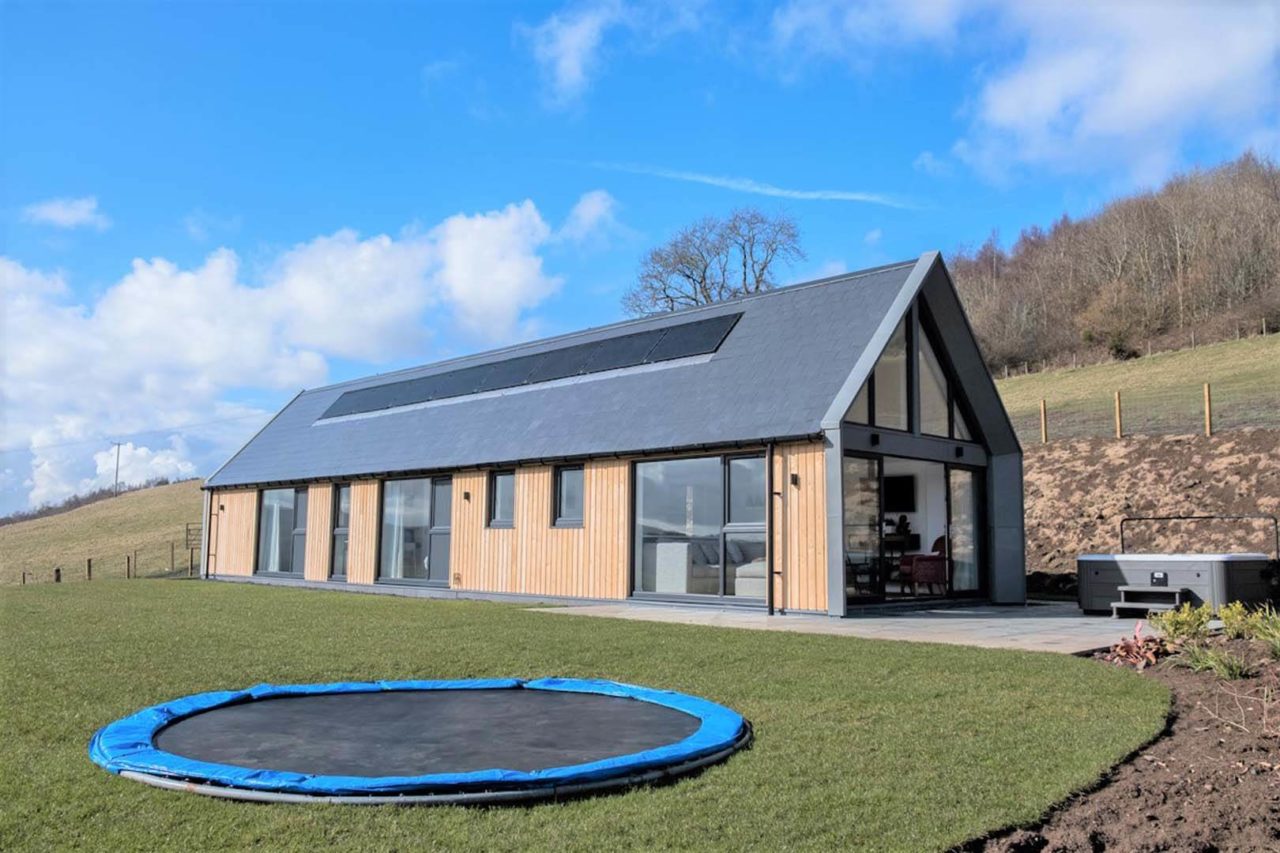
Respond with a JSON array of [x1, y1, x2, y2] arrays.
[[533, 600, 1146, 655]]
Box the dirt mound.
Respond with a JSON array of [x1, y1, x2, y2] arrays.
[[1024, 429, 1280, 575]]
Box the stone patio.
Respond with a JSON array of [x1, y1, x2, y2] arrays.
[[532, 600, 1147, 655]]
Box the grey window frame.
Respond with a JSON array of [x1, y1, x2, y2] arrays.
[[630, 452, 767, 605], [329, 483, 351, 580], [254, 486, 307, 577], [552, 465, 585, 528], [488, 469, 516, 529]]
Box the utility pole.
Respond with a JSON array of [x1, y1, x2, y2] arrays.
[[112, 441, 123, 496]]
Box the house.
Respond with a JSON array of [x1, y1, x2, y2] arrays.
[[202, 251, 1025, 616]]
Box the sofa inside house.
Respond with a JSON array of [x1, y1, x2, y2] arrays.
[[654, 539, 767, 598]]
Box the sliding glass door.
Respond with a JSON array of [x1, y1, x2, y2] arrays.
[[948, 468, 980, 593], [842, 456, 883, 601]]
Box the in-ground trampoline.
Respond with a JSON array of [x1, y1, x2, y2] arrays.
[[89, 678, 751, 804]]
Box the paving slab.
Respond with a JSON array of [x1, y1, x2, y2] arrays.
[[532, 601, 1146, 654]]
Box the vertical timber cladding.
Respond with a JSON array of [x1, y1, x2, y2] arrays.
[[451, 459, 630, 599], [209, 488, 258, 577], [345, 480, 381, 585], [772, 440, 828, 613], [303, 484, 333, 582]]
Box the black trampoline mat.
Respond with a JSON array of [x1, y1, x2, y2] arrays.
[[153, 689, 702, 777]]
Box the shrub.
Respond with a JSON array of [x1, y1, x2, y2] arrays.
[[1219, 601, 1252, 639], [1148, 603, 1213, 642], [1175, 644, 1254, 680], [1248, 605, 1280, 641]]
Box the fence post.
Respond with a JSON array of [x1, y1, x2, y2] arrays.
[[21, 572, 26, 585], [126, 555, 131, 579], [1039, 399, 1048, 444], [133, 548, 138, 577], [54, 567, 61, 583], [1114, 390, 1123, 439], [189, 548, 196, 577], [1191, 330, 1196, 349], [1264, 318, 1269, 336], [1204, 382, 1213, 437], [87, 558, 92, 581], [170, 541, 175, 573]]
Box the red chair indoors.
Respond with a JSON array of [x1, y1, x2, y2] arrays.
[[898, 536, 948, 596]]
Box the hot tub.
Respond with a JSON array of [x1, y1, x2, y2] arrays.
[[1077, 553, 1272, 614]]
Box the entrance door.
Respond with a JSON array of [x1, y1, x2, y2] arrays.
[[948, 468, 980, 594]]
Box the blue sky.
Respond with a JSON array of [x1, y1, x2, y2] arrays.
[[3, 0, 1278, 513]]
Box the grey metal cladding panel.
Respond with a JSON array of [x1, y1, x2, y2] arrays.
[[206, 262, 914, 487]]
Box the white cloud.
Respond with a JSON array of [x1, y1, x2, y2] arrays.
[[21, 196, 111, 230], [2, 194, 596, 510], [183, 209, 241, 242], [772, 0, 1280, 179], [863, 228, 882, 246], [913, 150, 951, 177], [593, 162, 911, 207], [520, 1, 706, 107], [521, 1, 628, 106], [811, 260, 847, 279], [557, 189, 620, 242]]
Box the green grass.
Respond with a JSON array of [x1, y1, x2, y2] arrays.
[[0, 480, 203, 585], [996, 334, 1280, 439], [0, 581, 1168, 852]]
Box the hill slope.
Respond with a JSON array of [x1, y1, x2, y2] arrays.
[[996, 334, 1280, 443], [0, 480, 203, 584]]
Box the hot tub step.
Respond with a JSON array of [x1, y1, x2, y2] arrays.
[[1110, 600, 1179, 618]]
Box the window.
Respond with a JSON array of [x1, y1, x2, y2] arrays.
[[379, 478, 450, 585], [257, 487, 306, 575], [953, 401, 973, 441], [873, 317, 909, 430], [489, 470, 515, 527], [331, 484, 351, 578], [633, 454, 766, 600], [918, 327, 949, 437], [554, 465, 584, 526]]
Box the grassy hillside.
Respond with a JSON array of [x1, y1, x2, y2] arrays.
[[996, 334, 1280, 441], [0, 480, 203, 584]]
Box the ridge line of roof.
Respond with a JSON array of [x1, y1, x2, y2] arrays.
[[302, 257, 919, 396]]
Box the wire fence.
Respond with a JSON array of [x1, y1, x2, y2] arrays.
[[13, 525, 202, 586], [1010, 380, 1280, 445]]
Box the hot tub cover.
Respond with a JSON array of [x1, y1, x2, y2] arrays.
[[88, 677, 749, 799]]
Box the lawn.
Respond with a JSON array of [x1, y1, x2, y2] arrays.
[[0, 581, 1168, 852], [996, 334, 1280, 440]]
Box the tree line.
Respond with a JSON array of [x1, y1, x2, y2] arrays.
[[623, 153, 1280, 371], [949, 152, 1280, 368]]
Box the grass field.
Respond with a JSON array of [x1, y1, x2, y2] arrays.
[[0, 479, 203, 584], [996, 334, 1280, 441], [0, 580, 1168, 852]]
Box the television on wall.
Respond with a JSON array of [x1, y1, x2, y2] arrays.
[[883, 475, 917, 513]]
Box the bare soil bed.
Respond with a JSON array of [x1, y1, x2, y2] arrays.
[[967, 638, 1280, 852]]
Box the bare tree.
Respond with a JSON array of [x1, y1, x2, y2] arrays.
[[623, 208, 804, 315]]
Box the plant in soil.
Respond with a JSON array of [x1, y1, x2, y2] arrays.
[[1175, 642, 1255, 680], [1147, 601, 1213, 642]]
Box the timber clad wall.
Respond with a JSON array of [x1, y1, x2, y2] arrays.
[[303, 484, 332, 581], [205, 439, 828, 611], [450, 460, 629, 599], [208, 488, 257, 577], [345, 481, 380, 585], [773, 440, 828, 613]]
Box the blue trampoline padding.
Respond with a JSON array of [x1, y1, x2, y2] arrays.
[[88, 678, 747, 796]]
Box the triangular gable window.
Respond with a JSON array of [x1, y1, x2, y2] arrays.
[[844, 304, 979, 443]]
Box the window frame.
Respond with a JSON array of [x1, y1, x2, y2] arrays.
[[552, 464, 585, 528], [329, 483, 351, 580], [630, 451, 768, 604], [487, 469, 516, 529], [376, 475, 451, 587], [254, 486, 307, 577]]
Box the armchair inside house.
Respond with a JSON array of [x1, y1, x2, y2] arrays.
[[898, 536, 947, 596]]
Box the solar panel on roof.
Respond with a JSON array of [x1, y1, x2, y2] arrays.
[[582, 328, 666, 372], [318, 311, 743, 420], [643, 313, 741, 362]]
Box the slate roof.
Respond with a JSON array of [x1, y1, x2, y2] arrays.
[[206, 257, 923, 488]]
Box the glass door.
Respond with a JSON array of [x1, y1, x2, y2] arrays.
[[842, 455, 883, 602], [427, 477, 452, 586], [948, 468, 981, 594]]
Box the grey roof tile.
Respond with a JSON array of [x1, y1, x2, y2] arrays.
[[206, 259, 920, 487]]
